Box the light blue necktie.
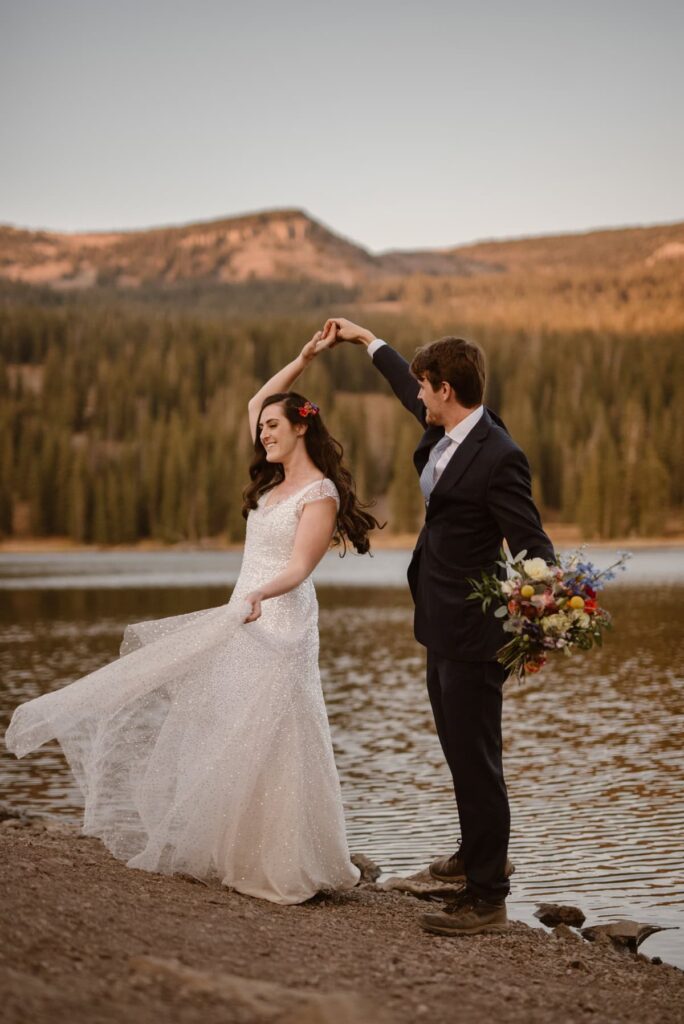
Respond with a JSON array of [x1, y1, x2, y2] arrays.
[[419, 435, 454, 503]]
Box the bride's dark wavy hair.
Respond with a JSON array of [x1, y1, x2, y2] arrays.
[[242, 392, 383, 554]]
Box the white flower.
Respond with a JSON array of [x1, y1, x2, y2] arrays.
[[541, 613, 569, 634], [500, 580, 514, 596], [503, 616, 524, 634], [523, 558, 553, 582]]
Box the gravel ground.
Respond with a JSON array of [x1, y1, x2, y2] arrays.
[[1, 816, 682, 1024]]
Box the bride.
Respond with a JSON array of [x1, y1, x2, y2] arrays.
[[5, 327, 381, 904]]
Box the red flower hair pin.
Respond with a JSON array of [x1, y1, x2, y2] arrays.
[[298, 401, 319, 418]]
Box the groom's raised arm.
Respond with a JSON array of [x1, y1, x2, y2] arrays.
[[369, 343, 427, 428], [321, 318, 426, 427]]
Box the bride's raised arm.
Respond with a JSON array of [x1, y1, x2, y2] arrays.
[[247, 327, 335, 443]]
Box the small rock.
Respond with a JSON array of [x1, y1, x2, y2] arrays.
[[351, 854, 382, 883], [567, 958, 590, 971], [580, 920, 670, 953], [0, 804, 43, 825], [535, 903, 586, 928], [0, 805, 27, 823], [553, 924, 583, 943], [652, 956, 663, 965]]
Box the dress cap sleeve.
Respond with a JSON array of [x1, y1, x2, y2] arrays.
[[295, 478, 340, 515]]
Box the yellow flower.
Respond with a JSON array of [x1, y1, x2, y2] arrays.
[[569, 596, 585, 610], [521, 585, 535, 599]]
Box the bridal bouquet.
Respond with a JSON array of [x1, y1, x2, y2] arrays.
[[468, 548, 631, 679]]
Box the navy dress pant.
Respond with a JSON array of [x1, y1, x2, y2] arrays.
[[426, 651, 511, 903]]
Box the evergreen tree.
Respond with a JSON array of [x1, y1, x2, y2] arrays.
[[635, 449, 669, 535], [0, 421, 13, 535], [0, 300, 680, 543], [388, 417, 423, 534], [92, 475, 109, 545], [68, 452, 87, 542]]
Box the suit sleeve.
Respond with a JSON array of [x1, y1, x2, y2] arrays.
[[487, 448, 555, 563], [371, 344, 427, 427]]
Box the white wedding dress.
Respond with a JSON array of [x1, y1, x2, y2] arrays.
[[5, 477, 360, 904]]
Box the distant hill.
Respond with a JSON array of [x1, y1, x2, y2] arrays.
[[3, 207, 682, 292], [0, 208, 477, 291], [449, 223, 684, 274], [0, 209, 377, 290]]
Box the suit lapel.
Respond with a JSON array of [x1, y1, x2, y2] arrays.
[[427, 408, 493, 503]]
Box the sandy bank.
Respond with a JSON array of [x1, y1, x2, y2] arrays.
[[1, 815, 682, 1024]]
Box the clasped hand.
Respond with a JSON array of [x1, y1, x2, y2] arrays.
[[299, 318, 375, 362]]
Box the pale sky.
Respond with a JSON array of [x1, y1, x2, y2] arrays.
[[1, 0, 682, 252]]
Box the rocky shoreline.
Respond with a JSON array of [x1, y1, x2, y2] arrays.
[[1, 812, 682, 1024]]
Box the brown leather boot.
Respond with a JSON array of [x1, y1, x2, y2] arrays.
[[428, 852, 515, 884], [420, 890, 509, 936]]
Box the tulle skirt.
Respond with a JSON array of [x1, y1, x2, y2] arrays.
[[5, 597, 360, 903]]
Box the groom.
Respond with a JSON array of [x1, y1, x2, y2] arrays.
[[321, 318, 555, 936]]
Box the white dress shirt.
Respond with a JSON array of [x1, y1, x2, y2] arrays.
[[434, 405, 484, 482], [367, 338, 387, 359], [367, 338, 484, 483]]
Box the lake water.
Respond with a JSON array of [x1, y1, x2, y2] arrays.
[[1, 548, 682, 968]]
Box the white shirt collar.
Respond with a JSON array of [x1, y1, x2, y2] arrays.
[[446, 405, 484, 445]]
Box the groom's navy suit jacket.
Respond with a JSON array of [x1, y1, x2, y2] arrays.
[[372, 343, 555, 662]]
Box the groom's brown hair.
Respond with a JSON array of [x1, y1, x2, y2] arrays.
[[410, 336, 485, 407]]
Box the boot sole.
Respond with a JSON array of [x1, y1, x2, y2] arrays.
[[428, 864, 516, 884], [422, 921, 510, 936]]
